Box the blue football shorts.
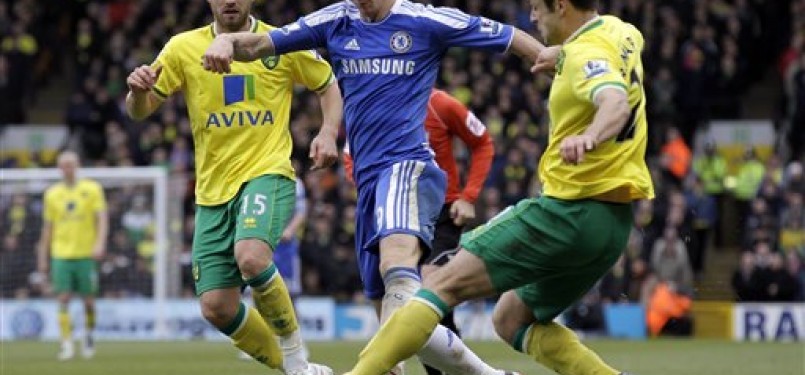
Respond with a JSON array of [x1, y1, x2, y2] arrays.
[[355, 159, 446, 299]]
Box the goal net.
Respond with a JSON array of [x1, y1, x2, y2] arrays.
[[1, 167, 181, 338]]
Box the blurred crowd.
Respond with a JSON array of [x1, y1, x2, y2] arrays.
[[1, 0, 804, 319]]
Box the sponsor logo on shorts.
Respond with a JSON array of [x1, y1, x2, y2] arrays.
[[192, 262, 200, 282], [244, 217, 257, 229]]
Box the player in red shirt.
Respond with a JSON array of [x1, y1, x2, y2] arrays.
[[344, 88, 494, 375]]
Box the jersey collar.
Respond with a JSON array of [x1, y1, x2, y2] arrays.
[[564, 15, 602, 45], [357, 0, 403, 25], [211, 15, 258, 37]]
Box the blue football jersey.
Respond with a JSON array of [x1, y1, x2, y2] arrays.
[[269, 0, 513, 185]]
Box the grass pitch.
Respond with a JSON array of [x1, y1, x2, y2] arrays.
[[2, 339, 802, 375]]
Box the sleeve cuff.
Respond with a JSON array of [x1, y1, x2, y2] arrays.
[[589, 82, 627, 103]]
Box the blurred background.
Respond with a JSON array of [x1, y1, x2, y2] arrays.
[[1, 0, 804, 352]]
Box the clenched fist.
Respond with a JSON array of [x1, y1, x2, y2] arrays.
[[127, 64, 162, 94]]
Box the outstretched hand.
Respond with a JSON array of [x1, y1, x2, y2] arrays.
[[559, 134, 596, 164], [531, 45, 561, 74], [309, 131, 339, 171], [202, 35, 235, 74]]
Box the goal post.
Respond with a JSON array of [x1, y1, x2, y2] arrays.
[[1, 166, 177, 338]]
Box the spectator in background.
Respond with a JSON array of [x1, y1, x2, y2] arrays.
[[0, 53, 27, 124], [783, 161, 805, 194], [121, 194, 153, 245], [785, 251, 805, 301], [0, 234, 36, 298], [784, 51, 805, 162], [646, 281, 693, 337], [734, 147, 766, 232], [660, 127, 691, 188], [732, 251, 759, 301], [651, 226, 694, 296], [692, 142, 727, 246], [2, 19, 37, 122], [755, 252, 799, 302], [744, 198, 778, 250], [599, 255, 628, 304], [685, 176, 716, 277], [5, 193, 31, 237]]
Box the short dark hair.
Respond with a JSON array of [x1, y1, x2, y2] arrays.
[[544, 0, 598, 12]]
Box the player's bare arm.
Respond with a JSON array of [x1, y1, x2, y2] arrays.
[[36, 221, 52, 273], [449, 199, 475, 226], [533, 45, 561, 74], [508, 29, 545, 68], [92, 209, 109, 260], [202, 32, 275, 74], [560, 88, 630, 164], [125, 64, 164, 120], [309, 81, 343, 170]]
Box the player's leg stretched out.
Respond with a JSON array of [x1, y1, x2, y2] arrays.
[[347, 197, 634, 375], [359, 160, 516, 375], [420, 206, 467, 375]]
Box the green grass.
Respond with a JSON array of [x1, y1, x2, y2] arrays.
[[2, 340, 803, 375]]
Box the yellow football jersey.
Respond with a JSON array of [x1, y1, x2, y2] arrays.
[[539, 15, 654, 203], [43, 179, 107, 259], [152, 16, 335, 206]]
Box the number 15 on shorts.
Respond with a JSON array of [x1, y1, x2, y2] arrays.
[[241, 194, 267, 215]]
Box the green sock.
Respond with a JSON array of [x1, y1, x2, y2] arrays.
[[349, 289, 449, 375], [525, 322, 619, 375]]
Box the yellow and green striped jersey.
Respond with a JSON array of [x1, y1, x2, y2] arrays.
[[540, 15, 654, 203], [152, 16, 335, 205], [44, 179, 106, 259]]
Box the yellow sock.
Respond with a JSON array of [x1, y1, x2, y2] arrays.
[[247, 264, 298, 335], [524, 322, 619, 375], [224, 302, 282, 369], [58, 309, 72, 342], [350, 289, 446, 375], [85, 309, 96, 334]]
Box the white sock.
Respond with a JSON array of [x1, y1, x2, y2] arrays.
[[381, 268, 423, 375], [417, 325, 503, 375], [380, 268, 422, 323], [280, 330, 308, 371]]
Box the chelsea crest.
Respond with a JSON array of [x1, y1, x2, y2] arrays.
[[390, 31, 412, 53]]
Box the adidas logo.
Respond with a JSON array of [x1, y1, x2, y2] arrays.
[[345, 38, 360, 51]]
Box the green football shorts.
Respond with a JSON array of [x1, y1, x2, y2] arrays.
[[51, 258, 98, 296], [192, 174, 295, 295], [461, 195, 633, 323]]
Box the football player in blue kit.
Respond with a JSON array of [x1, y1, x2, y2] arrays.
[[202, 1, 554, 373]]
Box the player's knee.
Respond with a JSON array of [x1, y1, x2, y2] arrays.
[[234, 239, 271, 278], [492, 305, 519, 345], [199, 295, 238, 328], [378, 234, 421, 274]]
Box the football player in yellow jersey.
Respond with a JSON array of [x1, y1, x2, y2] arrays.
[[124, 1, 342, 374], [37, 151, 109, 361], [344, 0, 652, 375]]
